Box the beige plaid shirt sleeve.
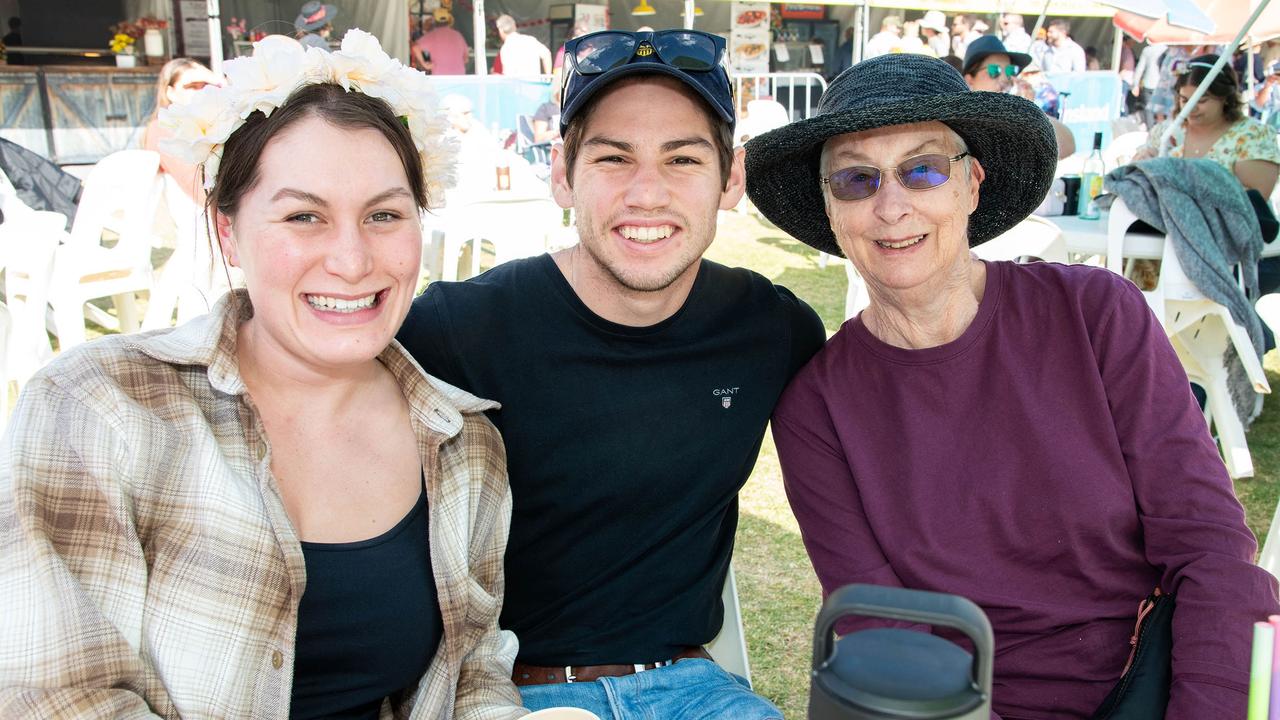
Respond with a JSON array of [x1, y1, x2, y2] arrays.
[[0, 295, 527, 720]]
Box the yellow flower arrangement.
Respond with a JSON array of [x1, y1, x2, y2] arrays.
[[110, 33, 136, 54]]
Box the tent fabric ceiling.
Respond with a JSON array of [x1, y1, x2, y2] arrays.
[[1115, 0, 1280, 43]]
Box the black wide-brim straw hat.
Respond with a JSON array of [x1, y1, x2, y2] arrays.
[[745, 54, 1057, 256], [295, 1, 338, 32]]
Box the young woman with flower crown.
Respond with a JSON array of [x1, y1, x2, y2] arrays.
[[0, 32, 527, 720]]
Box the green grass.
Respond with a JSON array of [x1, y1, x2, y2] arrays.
[[707, 209, 1280, 718]]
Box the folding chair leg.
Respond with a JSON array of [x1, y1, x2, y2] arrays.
[[53, 301, 87, 350], [114, 293, 141, 333], [1204, 371, 1254, 479]]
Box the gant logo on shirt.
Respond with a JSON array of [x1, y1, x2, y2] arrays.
[[714, 387, 739, 409]]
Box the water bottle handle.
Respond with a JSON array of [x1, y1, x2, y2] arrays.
[[812, 584, 994, 692]]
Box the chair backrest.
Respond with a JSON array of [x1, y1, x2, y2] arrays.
[[745, 99, 790, 131], [1104, 131, 1148, 168], [0, 167, 36, 223], [972, 215, 1067, 264], [0, 213, 60, 379], [68, 150, 163, 260]]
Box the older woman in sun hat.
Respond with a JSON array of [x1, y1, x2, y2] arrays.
[[747, 53, 1278, 718]]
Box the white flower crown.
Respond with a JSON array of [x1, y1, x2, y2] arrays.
[[159, 29, 457, 206]]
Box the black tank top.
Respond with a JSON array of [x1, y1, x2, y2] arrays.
[[289, 485, 442, 719]]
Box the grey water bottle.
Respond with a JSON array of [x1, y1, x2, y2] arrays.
[[809, 584, 994, 720]]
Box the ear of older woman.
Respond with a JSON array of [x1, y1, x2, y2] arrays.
[[217, 114, 424, 541]]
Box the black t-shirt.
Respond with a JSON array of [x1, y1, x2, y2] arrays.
[[397, 254, 825, 665], [290, 488, 442, 719]]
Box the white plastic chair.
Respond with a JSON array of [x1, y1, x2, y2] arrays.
[[0, 213, 60, 384], [143, 174, 222, 329], [1257, 293, 1280, 338], [441, 196, 564, 281], [972, 216, 1068, 264], [844, 262, 870, 321], [49, 150, 163, 349], [1103, 131, 1149, 169], [1106, 197, 1270, 478], [706, 564, 752, 684]]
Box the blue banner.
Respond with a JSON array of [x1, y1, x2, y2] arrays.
[[424, 76, 553, 135], [1044, 70, 1124, 155]]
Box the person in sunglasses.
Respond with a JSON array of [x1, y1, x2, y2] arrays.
[[961, 35, 1074, 159], [398, 28, 824, 719], [746, 53, 1278, 718]]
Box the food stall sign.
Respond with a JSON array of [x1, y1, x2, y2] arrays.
[[778, 4, 826, 19]]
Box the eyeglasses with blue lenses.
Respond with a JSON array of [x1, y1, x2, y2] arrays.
[[565, 30, 726, 76], [821, 153, 970, 201]]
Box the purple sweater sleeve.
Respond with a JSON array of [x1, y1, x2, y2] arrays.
[[1091, 275, 1278, 717]]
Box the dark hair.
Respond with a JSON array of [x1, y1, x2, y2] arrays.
[[1047, 18, 1070, 34], [7, 17, 18, 30], [560, 76, 734, 189], [941, 54, 964, 72], [208, 83, 428, 218], [1175, 54, 1243, 122]]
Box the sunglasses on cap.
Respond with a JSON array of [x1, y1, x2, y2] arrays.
[[985, 63, 1021, 79], [560, 30, 735, 133], [565, 29, 726, 75], [821, 153, 969, 202]]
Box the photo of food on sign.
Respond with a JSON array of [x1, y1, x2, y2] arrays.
[[736, 9, 767, 27]]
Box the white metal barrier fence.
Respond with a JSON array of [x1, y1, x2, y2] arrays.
[[732, 72, 828, 123]]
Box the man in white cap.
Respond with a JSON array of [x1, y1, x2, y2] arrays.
[[919, 10, 950, 58]]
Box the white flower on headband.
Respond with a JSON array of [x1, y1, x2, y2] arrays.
[[159, 29, 457, 205]]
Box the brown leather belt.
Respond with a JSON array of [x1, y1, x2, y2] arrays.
[[512, 646, 712, 686]]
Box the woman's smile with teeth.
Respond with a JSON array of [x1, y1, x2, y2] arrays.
[[306, 292, 379, 313], [619, 225, 675, 243], [876, 235, 925, 249]]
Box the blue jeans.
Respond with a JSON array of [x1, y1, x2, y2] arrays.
[[518, 659, 783, 720]]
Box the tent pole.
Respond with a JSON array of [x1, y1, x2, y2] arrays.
[[473, 0, 487, 75], [1161, 0, 1273, 152], [207, 0, 223, 74], [859, 0, 869, 63], [1247, 35, 1257, 96], [1030, 0, 1051, 43], [1111, 25, 1121, 71]]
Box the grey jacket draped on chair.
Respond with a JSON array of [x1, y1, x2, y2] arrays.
[[1102, 157, 1264, 358]]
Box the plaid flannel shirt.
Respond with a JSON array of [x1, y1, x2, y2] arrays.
[[0, 291, 527, 720]]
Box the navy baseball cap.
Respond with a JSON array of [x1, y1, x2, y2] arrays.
[[559, 30, 736, 136]]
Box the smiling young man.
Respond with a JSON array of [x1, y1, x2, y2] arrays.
[[397, 29, 824, 719]]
